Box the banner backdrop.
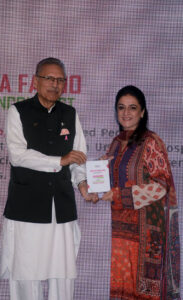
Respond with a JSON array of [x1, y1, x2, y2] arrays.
[[0, 1, 182, 299]]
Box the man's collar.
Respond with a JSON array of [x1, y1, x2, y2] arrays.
[[32, 93, 58, 112]]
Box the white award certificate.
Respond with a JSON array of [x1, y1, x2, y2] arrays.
[[86, 160, 111, 193]]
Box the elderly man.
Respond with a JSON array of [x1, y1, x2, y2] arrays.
[[0, 57, 97, 300]]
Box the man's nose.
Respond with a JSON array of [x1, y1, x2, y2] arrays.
[[52, 79, 59, 87]]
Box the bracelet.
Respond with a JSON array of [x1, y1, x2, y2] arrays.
[[78, 180, 87, 187]]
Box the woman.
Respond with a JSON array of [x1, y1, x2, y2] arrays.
[[102, 86, 180, 299]]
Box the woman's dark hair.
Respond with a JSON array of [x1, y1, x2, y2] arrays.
[[115, 85, 148, 145]]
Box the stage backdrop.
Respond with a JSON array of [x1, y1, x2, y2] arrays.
[[0, 1, 182, 299]]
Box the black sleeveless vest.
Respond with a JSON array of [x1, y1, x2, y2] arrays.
[[4, 94, 77, 223]]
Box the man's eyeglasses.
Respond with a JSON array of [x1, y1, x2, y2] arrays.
[[37, 75, 66, 84]]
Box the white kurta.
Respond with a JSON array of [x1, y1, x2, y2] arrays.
[[0, 104, 87, 280]]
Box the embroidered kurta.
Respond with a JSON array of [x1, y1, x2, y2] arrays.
[[0, 104, 86, 280], [108, 130, 180, 300]]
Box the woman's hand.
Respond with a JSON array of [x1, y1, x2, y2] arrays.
[[102, 189, 113, 202], [99, 154, 114, 161]]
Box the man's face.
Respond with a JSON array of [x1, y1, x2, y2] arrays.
[[34, 64, 66, 108]]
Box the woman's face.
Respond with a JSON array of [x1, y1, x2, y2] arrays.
[[117, 94, 144, 131]]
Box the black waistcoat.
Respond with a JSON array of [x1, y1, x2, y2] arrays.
[[4, 94, 77, 223]]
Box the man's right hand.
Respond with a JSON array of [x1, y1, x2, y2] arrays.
[[60, 150, 87, 166]]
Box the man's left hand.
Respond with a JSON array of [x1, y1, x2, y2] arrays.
[[78, 180, 99, 203]]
